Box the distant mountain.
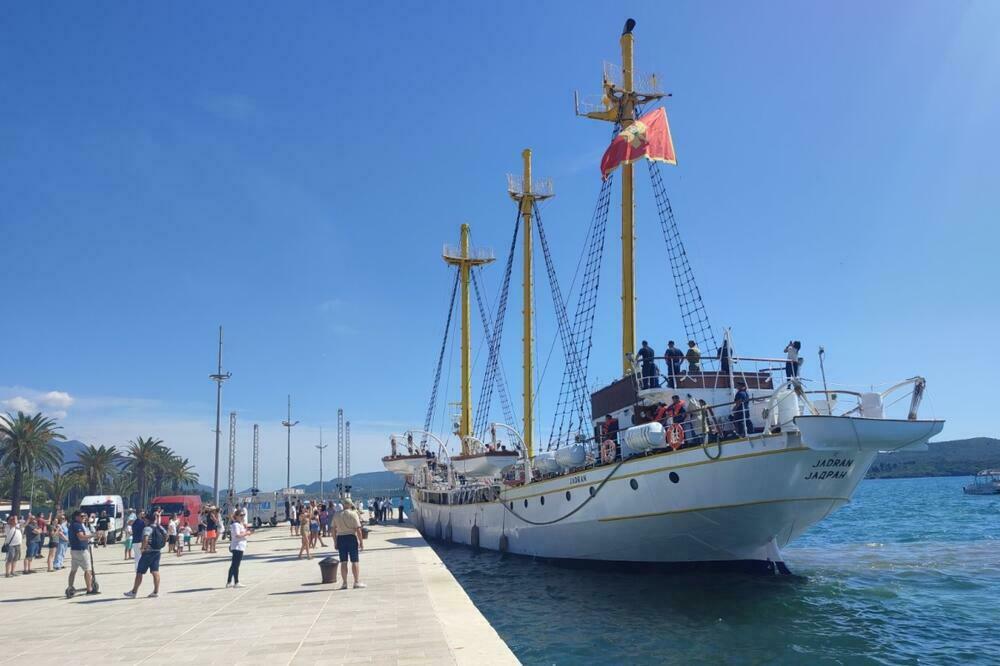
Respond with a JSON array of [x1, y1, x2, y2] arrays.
[[293, 471, 404, 495], [867, 437, 1000, 479], [55, 439, 88, 465]]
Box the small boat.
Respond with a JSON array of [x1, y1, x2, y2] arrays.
[[450, 449, 519, 478], [381, 434, 429, 476], [963, 469, 1000, 495]]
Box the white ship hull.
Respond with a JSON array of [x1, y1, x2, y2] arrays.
[[408, 433, 877, 570]]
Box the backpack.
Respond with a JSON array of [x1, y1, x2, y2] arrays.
[[148, 524, 166, 550]]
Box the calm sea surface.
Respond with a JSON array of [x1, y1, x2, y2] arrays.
[[429, 477, 1000, 665]]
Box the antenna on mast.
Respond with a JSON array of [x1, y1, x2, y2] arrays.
[[281, 395, 299, 491]]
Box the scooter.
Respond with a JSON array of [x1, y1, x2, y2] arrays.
[[64, 544, 101, 598]]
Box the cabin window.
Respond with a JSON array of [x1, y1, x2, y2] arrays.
[[565, 491, 571, 501], [630, 479, 639, 490], [589, 486, 595, 497], [540, 496, 545, 506], [509, 502, 513, 510], [669, 472, 680, 484], [523, 499, 528, 508]]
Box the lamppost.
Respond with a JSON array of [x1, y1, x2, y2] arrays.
[[209, 326, 232, 506], [316, 427, 328, 501], [282, 395, 299, 491]]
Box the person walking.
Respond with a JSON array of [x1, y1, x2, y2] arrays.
[[124, 515, 166, 598], [46, 518, 60, 571], [205, 509, 219, 554], [288, 502, 298, 537], [95, 511, 110, 547], [67, 511, 97, 594], [22, 515, 40, 574], [167, 514, 178, 553], [297, 511, 313, 560], [131, 511, 146, 569], [123, 519, 134, 560], [332, 499, 365, 589], [226, 509, 253, 588], [54, 515, 69, 569], [3, 515, 22, 578]]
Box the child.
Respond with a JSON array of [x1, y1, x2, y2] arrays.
[[183, 524, 192, 552], [123, 519, 133, 560]]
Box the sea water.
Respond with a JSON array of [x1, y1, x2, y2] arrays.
[[430, 477, 1000, 665]]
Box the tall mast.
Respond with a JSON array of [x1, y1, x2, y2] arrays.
[[443, 224, 494, 454], [508, 150, 553, 459], [577, 19, 664, 375]]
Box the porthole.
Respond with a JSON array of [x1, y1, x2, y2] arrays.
[[523, 499, 528, 508], [509, 502, 513, 510], [669, 472, 680, 484], [540, 496, 545, 505], [589, 486, 596, 497], [565, 491, 571, 501], [630, 479, 639, 490]]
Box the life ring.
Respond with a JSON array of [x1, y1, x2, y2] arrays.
[[601, 439, 617, 464], [667, 423, 685, 450]]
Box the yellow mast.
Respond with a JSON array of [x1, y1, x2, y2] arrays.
[[443, 224, 494, 454], [578, 19, 664, 376], [508, 150, 553, 460]]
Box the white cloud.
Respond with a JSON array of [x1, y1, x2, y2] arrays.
[[39, 390, 74, 410], [2, 396, 37, 413]]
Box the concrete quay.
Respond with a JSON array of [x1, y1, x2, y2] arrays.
[[0, 520, 518, 666]]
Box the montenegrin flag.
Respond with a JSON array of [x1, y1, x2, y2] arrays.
[[600, 107, 676, 179]]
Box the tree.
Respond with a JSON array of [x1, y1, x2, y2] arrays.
[[69, 444, 121, 494], [42, 471, 83, 513], [123, 436, 165, 508], [166, 456, 199, 492], [0, 412, 65, 515]]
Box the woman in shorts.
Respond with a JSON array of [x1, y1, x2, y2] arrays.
[[123, 519, 134, 560], [3, 515, 23, 578], [205, 510, 219, 554]]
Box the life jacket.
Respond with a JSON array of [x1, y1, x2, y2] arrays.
[[666, 400, 687, 418], [653, 405, 669, 422], [603, 418, 619, 437]]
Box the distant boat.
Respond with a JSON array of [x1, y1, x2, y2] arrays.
[[963, 469, 1000, 495]]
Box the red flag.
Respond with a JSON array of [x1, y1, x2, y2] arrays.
[[600, 107, 676, 179]]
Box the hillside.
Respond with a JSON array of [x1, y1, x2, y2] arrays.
[[292, 471, 404, 495], [867, 437, 1000, 479]]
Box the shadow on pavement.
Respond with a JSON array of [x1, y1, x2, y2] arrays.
[[387, 537, 427, 548], [268, 589, 327, 596], [170, 587, 215, 594], [0, 595, 64, 603]]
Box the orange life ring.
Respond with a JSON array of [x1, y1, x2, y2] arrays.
[[600, 439, 617, 464], [667, 423, 685, 450]]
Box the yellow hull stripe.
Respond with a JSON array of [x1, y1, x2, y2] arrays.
[[597, 496, 850, 523]]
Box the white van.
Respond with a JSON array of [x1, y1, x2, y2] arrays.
[[78, 495, 125, 543]]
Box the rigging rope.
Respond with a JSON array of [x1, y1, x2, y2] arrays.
[[473, 209, 521, 436], [472, 269, 516, 430], [422, 270, 460, 445], [648, 160, 719, 357], [546, 174, 614, 449]]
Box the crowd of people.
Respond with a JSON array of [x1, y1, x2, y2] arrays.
[[3, 495, 375, 597]]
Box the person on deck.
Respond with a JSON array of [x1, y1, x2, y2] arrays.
[[717, 340, 731, 374], [601, 414, 620, 443], [733, 381, 752, 437], [636, 340, 658, 389], [685, 340, 701, 374], [665, 395, 687, 424], [665, 341, 684, 388], [784, 340, 801, 378]]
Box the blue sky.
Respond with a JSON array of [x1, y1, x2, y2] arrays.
[[2, 2, 997, 490]]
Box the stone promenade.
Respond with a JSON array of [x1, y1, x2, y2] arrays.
[[0, 520, 518, 665]]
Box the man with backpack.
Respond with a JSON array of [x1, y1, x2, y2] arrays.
[[124, 514, 166, 598]]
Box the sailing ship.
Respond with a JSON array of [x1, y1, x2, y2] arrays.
[[383, 19, 944, 572]]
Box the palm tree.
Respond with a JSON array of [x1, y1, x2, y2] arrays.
[[0, 412, 65, 514], [69, 444, 121, 494], [123, 436, 165, 507], [42, 471, 83, 513], [166, 456, 199, 493], [110, 469, 136, 507]]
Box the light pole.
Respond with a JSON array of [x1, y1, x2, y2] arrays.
[[316, 427, 328, 501], [281, 395, 299, 491], [209, 325, 231, 506]]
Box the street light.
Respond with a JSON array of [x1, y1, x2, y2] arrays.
[[282, 394, 299, 491], [316, 427, 328, 501]]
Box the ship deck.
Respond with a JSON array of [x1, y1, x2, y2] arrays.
[[0, 519, 517, 665]]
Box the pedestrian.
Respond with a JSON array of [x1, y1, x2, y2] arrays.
[[131, 511, 146, 569], [297, 512, 313, 560], [205, 509, 219, 554], [784, 340, 802, 378], [289, 502, 298, 537], [319, 505, 330, 538], [124, 515, 166, 598], [226, 509, 253, 588], [67, 510, 97, 595], [124, 519, 134, 560], [23, 515, 40, 574], [333, 498, 366, 589], [54, 514, 69, 570], [665, 340, 684, 388], [182, 524, 192, 552], [685, 340, 701, 374], [96, 511, 110, 547], [3, 515, 22, 578], [733, 381, 753, 437], [167, 513, 178, 553], [47, 518, 60, 571], [635, 340, 658, 389]]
